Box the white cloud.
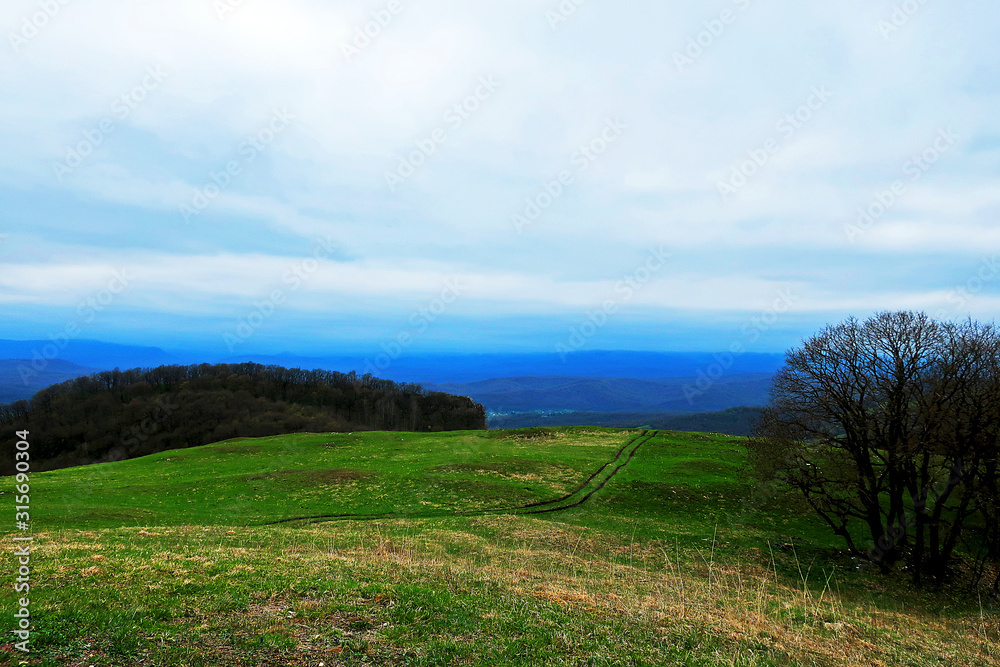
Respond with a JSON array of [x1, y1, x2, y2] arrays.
[[2, 0, 999, 346]]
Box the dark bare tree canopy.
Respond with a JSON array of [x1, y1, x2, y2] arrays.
[[748, 311, 1000, 590]]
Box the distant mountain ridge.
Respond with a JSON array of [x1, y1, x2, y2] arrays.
[[0, 341, 781, 432], [0, 340, 178, 370], [0, 359, 97, 404], [0, 340, 785, 384], [225, 351, 784, 384], [423, 374, 774, 414]]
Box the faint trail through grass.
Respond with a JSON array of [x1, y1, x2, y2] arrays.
[[265, 430, 655, 525]]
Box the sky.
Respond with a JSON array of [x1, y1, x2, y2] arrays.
[[1, 0, 998, 358]]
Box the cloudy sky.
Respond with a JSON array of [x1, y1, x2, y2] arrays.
[[1, 0, 998, 357]]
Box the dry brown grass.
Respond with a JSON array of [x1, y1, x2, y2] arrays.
[[17, 517, 1000, 666]]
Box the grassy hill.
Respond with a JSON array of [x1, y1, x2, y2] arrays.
[[3, 428, 997, 666], [32, 428, 642, 529]]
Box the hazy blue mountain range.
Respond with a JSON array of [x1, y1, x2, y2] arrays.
[[0, 340, 178, 371], [0, 340, 785, 385], [0, 359, 98, 404], [423, 374, 774, 414], [0, 342, 780, 436], [225, 351, 785, 385]]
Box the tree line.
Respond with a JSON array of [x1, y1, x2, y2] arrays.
[[750, 312, 999, 592], [0, 362, 486, 474]]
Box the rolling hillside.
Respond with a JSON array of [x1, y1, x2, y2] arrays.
[[3, 427, 996, 666]]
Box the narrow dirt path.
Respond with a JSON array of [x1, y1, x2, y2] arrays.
[[261, 430, 657, 526]]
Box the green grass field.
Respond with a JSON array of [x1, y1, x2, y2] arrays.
[[2, 427, 998, 666]]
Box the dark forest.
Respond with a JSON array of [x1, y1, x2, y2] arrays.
[[0, 363, 485, 474]]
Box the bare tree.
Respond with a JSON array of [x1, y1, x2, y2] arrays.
[[749, 312, 1000, 586]]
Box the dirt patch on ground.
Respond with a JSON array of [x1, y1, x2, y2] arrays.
[[435, 459, 553, 476], [484, 428, 563, 442], [244, 469, 372, 484], [214, 444, 264, 454]]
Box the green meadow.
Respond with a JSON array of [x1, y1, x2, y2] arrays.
[[2, 428, 997, 666]]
